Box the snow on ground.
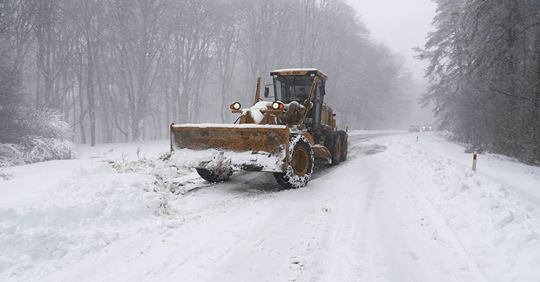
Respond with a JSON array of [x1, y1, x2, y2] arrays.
[[384, 133, 540, 281], [0, 140, 208, 280], [0, 132, 539, 281]]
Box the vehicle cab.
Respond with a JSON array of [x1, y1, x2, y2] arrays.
[[267, 68, 334, 131]]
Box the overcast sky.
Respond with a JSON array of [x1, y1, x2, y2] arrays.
[[349, 0, 436, 82]]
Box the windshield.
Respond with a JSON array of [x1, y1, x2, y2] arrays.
[[273, 75, 315, 103]]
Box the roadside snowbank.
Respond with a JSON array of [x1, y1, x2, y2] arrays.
[[388, 133, 540, 281], [0, 141, 206, 281], [0, 163, 164, 279], [423, 132, 540, 204]]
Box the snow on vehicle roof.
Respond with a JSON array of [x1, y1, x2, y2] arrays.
[[270, 68, 328, 79], [271, 68, 320, 73]]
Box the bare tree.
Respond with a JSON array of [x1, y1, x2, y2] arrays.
[[2, 0, 414, 147]]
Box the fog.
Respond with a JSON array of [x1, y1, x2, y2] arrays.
[[350, 0, 437, 124], [351, 0, 436, 82], [1, 0, 418, 148], [1, 0, 539, 163]]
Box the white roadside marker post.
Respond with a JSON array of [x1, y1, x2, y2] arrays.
[[472, 151, 477, 172]]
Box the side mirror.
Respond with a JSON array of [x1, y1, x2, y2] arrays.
[[264, 86, 270, 98]]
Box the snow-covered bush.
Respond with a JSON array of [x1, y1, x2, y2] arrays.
[[0, 59, 75, 166], [0, 143, 25, 167], [16, 108, 75, 163], [20, 108, 73, 141], [0, 108, 75, 166], [22, 137, 75, 163]]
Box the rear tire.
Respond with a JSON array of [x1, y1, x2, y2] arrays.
[[274, 135, 314, 189], [338, 130, 348, 162], [325, 133, 342, 165], [196, 168, 232, 183]]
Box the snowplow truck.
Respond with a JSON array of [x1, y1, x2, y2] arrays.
[[170, 68, 348, 188]]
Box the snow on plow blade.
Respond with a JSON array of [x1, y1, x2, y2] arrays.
[[170, 124, 290, 172]]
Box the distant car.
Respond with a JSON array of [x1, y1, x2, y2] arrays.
[[422, 124, 433, 131], [409, 125, 420, 132]]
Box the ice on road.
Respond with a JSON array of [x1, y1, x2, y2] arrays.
[[1, 132, 539, 281]]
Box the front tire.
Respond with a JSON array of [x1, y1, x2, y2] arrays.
[[274, 135, 314, 189]]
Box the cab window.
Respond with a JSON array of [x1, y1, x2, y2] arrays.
[[273, 75, 316, 103]]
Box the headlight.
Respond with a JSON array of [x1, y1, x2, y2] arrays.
[[272, 101, 285, 110], [230, 102, 241, 110]]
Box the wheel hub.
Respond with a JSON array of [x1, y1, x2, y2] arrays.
[[291, 146, 309, 176]]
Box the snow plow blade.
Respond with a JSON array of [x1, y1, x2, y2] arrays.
[[170, 124, 290, 172]]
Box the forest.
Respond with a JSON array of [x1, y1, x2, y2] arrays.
[[0, 0, 414, 166], [418, 0, 540, 163]]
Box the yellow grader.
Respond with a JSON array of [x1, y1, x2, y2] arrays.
[[170, 68, 348, 188]]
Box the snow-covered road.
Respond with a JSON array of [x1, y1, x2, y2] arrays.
[[1, 132, 539, 281]]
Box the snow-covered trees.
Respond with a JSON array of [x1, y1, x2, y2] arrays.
[[0, 58, 24, 144], [419, 0, 540, 163]]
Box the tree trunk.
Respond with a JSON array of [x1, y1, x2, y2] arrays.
[[85, 33, 96, 146]]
